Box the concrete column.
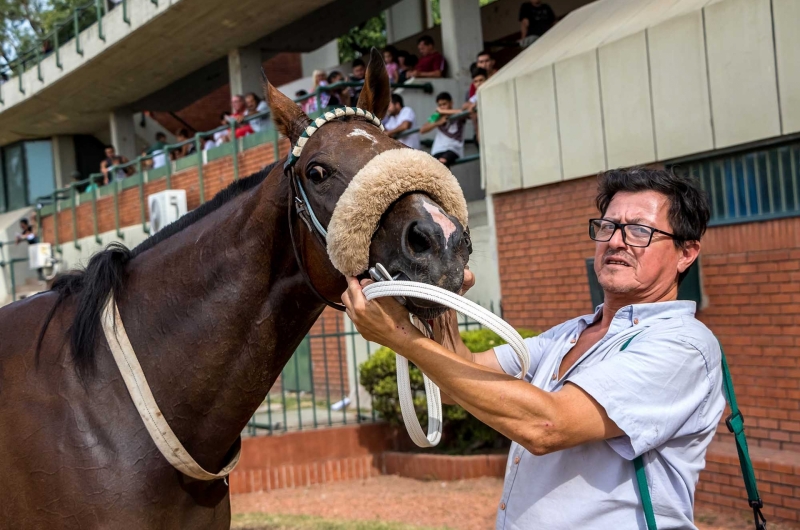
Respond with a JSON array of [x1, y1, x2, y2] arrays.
[[386, 0, 426, 44], [51, 135, 77, 188], [109, 107, 137, 161], [301, 40, 340, 77], [228, 46, 264, 97], [440, 0, 483, 95]]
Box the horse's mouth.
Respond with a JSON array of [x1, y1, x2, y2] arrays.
[[378, 270, 454, 321]]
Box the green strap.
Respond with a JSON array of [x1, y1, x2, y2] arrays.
[[623, 334, 766, 530]]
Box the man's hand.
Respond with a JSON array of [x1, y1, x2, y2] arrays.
[[341, 276, 424, 351]]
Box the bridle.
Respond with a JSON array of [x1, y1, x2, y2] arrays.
[[283, 106, 385, 311]]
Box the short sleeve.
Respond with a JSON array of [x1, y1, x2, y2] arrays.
[[399, 106, 415, 125], [567, 329, 719, 459], [493, 326, 557, 381], [518, 3, 527, 20]]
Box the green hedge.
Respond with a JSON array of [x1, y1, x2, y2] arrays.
[[359, 327, 538, 454]]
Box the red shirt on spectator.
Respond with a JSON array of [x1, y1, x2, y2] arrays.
[[416, 52, 446, 75]]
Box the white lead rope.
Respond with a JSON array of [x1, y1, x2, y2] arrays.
[[362, 281, 530, 448]]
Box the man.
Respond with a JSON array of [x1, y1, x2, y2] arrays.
[[343, 168, 724, 529], [144, 132, 168, 169], [407, 36, 446, 78], [383, 94, 420, 150], [100, 145, 131, 184], [420, 92, 466, 167], [349, 58, 366, 101], [469, 51, 496, 101], [519, 0, 556, 47]]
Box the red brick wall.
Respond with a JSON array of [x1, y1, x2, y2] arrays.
[[493, 175, 800, 522], [149, 53, 303, 134]]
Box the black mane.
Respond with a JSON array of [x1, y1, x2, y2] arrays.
[[36, 162, 278, 380]]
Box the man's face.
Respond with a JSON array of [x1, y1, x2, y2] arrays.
[[388, 101, 400, 116], [476, 54, 494, 73], [105, 147, 115, 157], [594, 190, 695, 298], [352, 65, 365, 80], [245, 95, 256, 109], [418, 41, 432, 56], [472, 74, 487, 90], [437, 99, 452, 110]]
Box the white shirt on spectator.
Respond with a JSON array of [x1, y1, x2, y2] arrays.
[[247, 101, 270, 132], [384, 106, 420, 150], [431, 119, 465, 158], [151, 151, 167, 169]]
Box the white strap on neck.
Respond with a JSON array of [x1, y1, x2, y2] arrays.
[[101, 295, 241, 481]]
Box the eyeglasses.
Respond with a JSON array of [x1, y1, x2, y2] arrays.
[[589, 219, 676, 248]]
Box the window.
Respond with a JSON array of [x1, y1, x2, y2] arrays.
[[0, 140, 56, 212], [688, 142, 800, 225], [3, 144, 27, 211], [24, 140, 55, 205]]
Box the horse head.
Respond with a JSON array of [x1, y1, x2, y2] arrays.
[[265, 49, 470, 320]]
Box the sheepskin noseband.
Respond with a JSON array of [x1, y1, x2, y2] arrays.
[[326, 148, 469, 277]]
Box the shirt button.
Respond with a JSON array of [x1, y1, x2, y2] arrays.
[[500, 502, 506, 510], [634, 318, 639, 325], [551, 373, 557, 381], [570, 338, 576, 344], [514, 456, 521, 464]]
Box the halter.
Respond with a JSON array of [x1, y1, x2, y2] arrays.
[[284, 106, 384, 311]]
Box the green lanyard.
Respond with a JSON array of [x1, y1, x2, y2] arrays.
[[619, 334, 766, 530]]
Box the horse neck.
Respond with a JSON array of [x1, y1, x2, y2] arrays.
[[118, 168, 326, 472]]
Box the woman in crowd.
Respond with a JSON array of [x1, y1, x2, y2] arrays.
[[244, 92, 270, 132]]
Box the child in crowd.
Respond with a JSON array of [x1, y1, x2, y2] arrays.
[[383, 47, 399, 84], [420, 92, 467, 168]]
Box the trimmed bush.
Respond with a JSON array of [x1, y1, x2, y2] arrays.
[[359, 327, 538, 454]]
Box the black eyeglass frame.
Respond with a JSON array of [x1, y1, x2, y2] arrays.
[[588, 218, 677, 248]]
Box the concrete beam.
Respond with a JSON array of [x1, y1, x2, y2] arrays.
[[440, 0, 483, 95], [301, 40, 340, 77], [109, 107, 137, 161], [386, 0, 426, 44], [51, 135, 77, 188], [228, 46, 264, 98]]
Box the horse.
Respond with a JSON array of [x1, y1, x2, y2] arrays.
[[0, 50, 471, 528]]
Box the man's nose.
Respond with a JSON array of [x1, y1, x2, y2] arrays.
[[609, 227, 628, 248]]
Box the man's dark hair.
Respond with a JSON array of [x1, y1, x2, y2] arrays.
[[155, 132, 167, 141], [596, 167, 710, 281], [391, 93, 404, 107], [471, 67, 488, 79], [351, 58, 365, 69], [20, 218, 30, 226], [105, 145, 115, 151], [418, 35, 435, 46], [435, 91, 452, 102], [477, 49, 492, 59], [327, 70, 343, 83]]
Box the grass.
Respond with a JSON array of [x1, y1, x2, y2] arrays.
[[232, 513, 450, 530]]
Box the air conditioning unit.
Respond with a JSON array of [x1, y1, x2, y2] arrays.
[[28, 243, 53, 269], [148, 190, 187, 234]]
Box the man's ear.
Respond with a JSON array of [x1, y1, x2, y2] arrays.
[[264, 76, 312, 144], [677, 241, 701, 275]]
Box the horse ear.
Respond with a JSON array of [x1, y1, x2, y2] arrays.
[[356, 48, 391, 120], [263, 77, 311, 144]]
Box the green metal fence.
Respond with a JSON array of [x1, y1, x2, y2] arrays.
[[244, 301, 501, 436]]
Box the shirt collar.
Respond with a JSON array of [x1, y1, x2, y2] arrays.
[[591, 300, 697, 327]]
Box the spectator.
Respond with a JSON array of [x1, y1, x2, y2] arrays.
[[15, 218, 38, 246], [465, 67, 487, 113], [383, 94, 420, 150], [295, 89, 315, 114], [382, 47, 400, 84], [408, 36, 445, 79], [231, 94, 255, 137], [398, 54, 418, 84], [468, 50, 496, 100], [326, 71, 351, 106], [144, 132, 168, 169], [70, 170, 88, 194], [420, 92, 466, 168], [173, 129, 196, 159], [349, 58, 366, 101], [308, 69, 329, 112], [519, 0, 556, 47], [100, 145, 132, 184], [244, 92, 270, 132], [209, 113, 232, 148]]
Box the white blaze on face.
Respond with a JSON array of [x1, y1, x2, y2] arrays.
[[422, 200, 457, 249], [348, 128, 378, 145]]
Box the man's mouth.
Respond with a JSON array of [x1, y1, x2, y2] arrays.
[[604, 257, 633, 267]]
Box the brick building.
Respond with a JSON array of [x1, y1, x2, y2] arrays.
[[479, 0, 800, 522]]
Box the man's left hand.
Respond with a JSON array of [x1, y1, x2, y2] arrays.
[[341, 276, 423, 351]]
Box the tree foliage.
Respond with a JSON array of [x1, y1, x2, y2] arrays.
[[337, 13, 386, 65]]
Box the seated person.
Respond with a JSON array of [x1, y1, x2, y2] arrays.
[[407, 36, 446, 78], [100, 145, 133, 184], [420, 92, 467, 167], [144, 132, 168, 169], [326, 71, 351, 106], [383, 94, 420, 150]]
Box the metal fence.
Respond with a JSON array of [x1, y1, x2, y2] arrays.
[[244, 301, 501, 436]]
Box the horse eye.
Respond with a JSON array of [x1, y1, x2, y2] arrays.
[[307, 165, 328, 183]]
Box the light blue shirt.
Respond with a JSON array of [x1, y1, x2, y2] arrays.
[[493, 301, 725, 530]]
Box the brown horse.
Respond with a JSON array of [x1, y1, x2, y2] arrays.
[[0, 50, 470, 528]]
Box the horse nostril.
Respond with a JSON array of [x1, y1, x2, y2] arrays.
[[407, 222, 434, 254]]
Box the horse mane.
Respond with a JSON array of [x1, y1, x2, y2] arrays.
[[36, 162, 279, 380]]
